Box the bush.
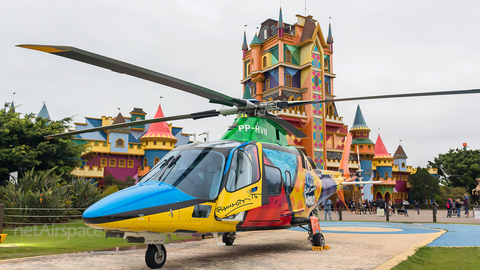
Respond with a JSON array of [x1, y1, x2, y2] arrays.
[[102, 184, 119, 197], [0, 168, 72, 224], [69, 178, 102, 209]]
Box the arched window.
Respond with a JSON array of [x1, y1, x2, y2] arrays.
[[136, 117, 141, 121], [250, 85, 256, 96], [285, 74, 292, 86], [385, 172, 389, 179], [115, 138, 124, 147], [154, 157, 160, 165], [285, 50, 291, 63], [376, 172, 380, 180], [265, 79, 270, 90], [401, 162, 405, 168], [263, 56, 267, 68], [326, 103, 335, 117], [247, 64, 251, 76], [143, 158, 148, 168]]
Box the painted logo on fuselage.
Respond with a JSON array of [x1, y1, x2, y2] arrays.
[[303, 171, 317, 207]]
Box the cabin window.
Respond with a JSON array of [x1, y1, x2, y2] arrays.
[[285, 50, 291, 63], [192, 204, 211, 218], [226, 145, 259, 192], [115, 138, 124, 147], [285, 170, 294, 195], [265, 165, 282, 196], [286, 74, 292, 86]]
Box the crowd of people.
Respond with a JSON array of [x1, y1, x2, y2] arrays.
[[318, 193, 477, 220], [445, 194, 471, 218]]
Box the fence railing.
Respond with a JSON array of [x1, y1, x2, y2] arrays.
[[0, 205, 86, 233]]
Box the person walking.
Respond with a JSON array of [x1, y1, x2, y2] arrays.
[[415, 200, 420, 215], [464, 194, 470, 218], [402, 199, 409, 217], [455, 199, 462, 218], [446, 198, 453, 218], [324, 198, 332, 221]]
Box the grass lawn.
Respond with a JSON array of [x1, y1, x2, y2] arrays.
[[393, 246, 480, 270], [0, 220, 141, 260]]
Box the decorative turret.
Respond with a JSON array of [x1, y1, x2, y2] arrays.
[[393, 145, 408, 172], [129, 107, 147, 131], [373, 134, 393, 179], [327, 22, 334, 51], [140, 103, 177, 168], [250, 33, 262, 47], [350, 105, 375, 156], [278, 7, 285, 38], [38, 102, 50, 120], [242, 31, 249, 58]]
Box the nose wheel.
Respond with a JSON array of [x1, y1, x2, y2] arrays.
[[222, 232, 236, 245], [145, 244, 167, 269]]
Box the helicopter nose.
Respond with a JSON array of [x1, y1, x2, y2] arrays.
[[82, 182, 195, 228]]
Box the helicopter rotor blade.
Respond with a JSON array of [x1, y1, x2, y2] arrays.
[[276, 89, 480, 109], [17, 44, 247, 108], [45, 109, 220, 139], [264, 112, 307, 138]]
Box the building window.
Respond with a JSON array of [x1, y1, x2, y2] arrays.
[[263, 56, 267, 68], [368, 145, 371, 149], [109, 159, 116, 167], [376, 172, 380, 180], [247, 64, 251, 76], [385, 172, 388, 179], [359, 145, 363, 149], [324, 59, 330, 72], [94, 141, 99, 146], [115, 138, 124, 147], [163, 142, 166, 146], [285, 50, 291, 63], [136, 117, 141, 121], [128, 160, 134, 168], [100, 158, 107, 167], [154, 157, 160, 165], [265, 79, 270, 90], [119, 159, 126, 168], [285, 74, 292, 86], [143, 158, 148, 168], [325, 82, 330, 94], [401, 162, 405, 168], [153, 141, 157, 145], [250, 85, 256, 96]]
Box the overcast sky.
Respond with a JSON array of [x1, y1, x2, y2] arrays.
[[2, 0, 480, 168]]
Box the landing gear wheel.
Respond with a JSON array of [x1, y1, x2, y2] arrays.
[[145, 244, 167, 269], [222, 232, 236, 246], [313, 232, 325, 248]]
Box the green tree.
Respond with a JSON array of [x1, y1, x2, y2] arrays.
[[428, 148, 480, 193], [0, 108, 84, 185], [408, 167, 440, 202]]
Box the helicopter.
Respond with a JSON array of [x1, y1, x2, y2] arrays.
[[17, 44, 480, 269]]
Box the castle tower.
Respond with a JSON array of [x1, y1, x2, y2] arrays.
[[350, 105, 375, 200], [240, 8, 336, 169], [140, 103, 177, 170], [393, 144, 409, 204], [38, 102, 51, 120], [129, 108, 147, 131], [373, 134, 394, 201]]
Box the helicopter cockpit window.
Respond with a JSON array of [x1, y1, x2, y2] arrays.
[[226, 145, 259, 192], [139, 145, 226, 200]]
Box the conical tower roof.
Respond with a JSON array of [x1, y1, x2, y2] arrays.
[[393, 145, 408, 159], [350, 105, 370, 131], [242, 31, 249, 51], [327, 23, 334, 44], [250, 33, 261, 46], [140, 104, 176, 141], [374, 134, 392, 159], [109, 112, 130, 133], [278, 7, 284, 28], [38, 103, 50, 120]]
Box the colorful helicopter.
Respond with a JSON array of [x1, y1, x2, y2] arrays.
[[17, 44, 480, 269]]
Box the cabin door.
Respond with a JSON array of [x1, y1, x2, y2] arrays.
[[214, 142, 268, 218]]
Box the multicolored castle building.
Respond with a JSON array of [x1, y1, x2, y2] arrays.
[[69, 104, 191, 190], [240, 8, 437, 204]]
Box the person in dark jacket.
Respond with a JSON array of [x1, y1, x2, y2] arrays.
[[446, 198, 453, 218], [414, 200, 420, 215], [455, 199, 462, 218]]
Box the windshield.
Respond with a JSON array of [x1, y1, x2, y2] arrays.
[[140, 143, 229, 200]]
